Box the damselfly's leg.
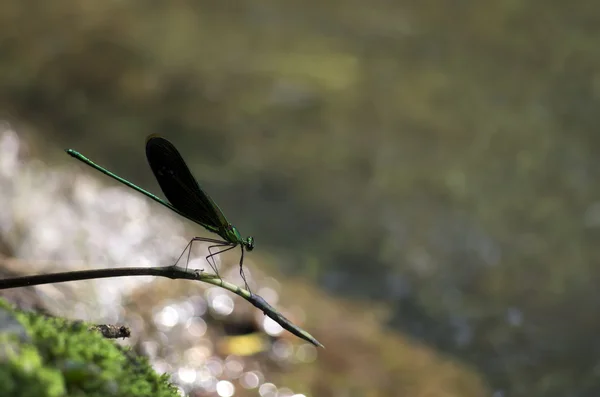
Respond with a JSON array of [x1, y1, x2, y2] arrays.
[[206, 243, 236, 279], [239, 246, 251, 292], [173, 239, 194, 268], [173, 237, 229, 271]]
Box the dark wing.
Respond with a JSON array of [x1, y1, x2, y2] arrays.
[[145, 134, 229, 232]]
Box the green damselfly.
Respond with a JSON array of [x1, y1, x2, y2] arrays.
[[66, 135, 254, 288]]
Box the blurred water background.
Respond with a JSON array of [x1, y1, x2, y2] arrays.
[[1, 1, 599, 396]]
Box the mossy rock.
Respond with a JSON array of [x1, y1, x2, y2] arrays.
[[0, 299, 179, 397]]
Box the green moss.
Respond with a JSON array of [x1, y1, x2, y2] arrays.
[[0, 337, 65, 397], [0, 299, 179, 397]]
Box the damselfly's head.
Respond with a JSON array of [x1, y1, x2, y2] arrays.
[[245, 236, 255, 251]]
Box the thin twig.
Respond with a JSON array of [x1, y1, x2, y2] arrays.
[[0, 265, 323, 347]]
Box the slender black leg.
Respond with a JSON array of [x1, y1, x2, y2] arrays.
[[205, 243, 236, 278], [172, 237, 228, 271], [173, 239, 194, 268], [239, 246, 251, 292], [173, 237, 251, 290]]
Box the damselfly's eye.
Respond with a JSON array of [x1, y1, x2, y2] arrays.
[[246, 236, 255, 251]]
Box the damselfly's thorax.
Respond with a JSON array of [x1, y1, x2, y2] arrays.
[[226, 224, 254, 251]]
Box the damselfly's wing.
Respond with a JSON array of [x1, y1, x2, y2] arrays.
[[145, 135, 230, 234]]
